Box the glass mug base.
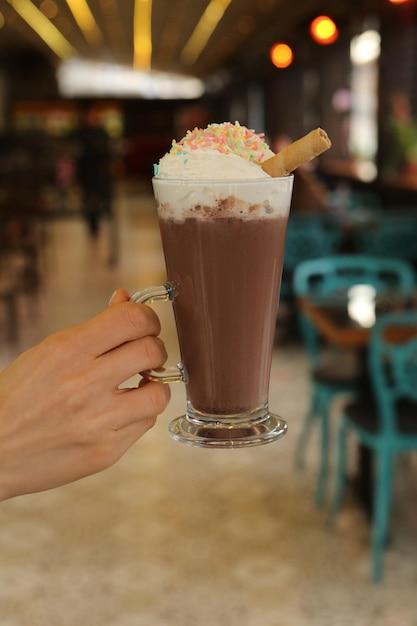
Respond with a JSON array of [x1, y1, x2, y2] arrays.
[[168, 413, 288, 449]]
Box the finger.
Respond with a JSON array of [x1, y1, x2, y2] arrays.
[[111, 380, 171, 429], [108, 288, 130, 307], [97, 335, 168, 386], [104, 416, 159, 467], [66, 302, 162, 358]]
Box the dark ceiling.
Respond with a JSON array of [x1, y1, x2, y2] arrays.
[[0, 0, 392, 79]]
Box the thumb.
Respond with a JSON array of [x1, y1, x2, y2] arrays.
[[108, 288, 131, 307]]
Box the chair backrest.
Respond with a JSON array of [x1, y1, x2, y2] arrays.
[[369, 311, 417, 435], [349, 190, 382, 211], [355, 212, 417, 261], [293, 255, 416, 368], [293, 255, 415, 298], [283, 215, 340, 273]]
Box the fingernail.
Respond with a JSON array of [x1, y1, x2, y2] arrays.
[[108, 289, 117, 305]]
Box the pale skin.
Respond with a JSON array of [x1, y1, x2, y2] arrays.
[[0, 288, 171, 501]]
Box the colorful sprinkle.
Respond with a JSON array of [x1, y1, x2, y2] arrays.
[[168, 121, 271, 164]]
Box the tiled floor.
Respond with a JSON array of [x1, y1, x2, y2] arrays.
[[1, 182, 417, 625]]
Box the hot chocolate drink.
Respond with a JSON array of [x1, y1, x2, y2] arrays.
[[147, 122, 300, 446], [158, 211, 288, 416], [153, 175, 293, 432], [131, 122, 330, 446]]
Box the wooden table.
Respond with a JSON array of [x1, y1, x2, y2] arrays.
[[298, 295, 416, 349], [298, 297, 370, 349]]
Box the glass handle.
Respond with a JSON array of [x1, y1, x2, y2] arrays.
[[130, 282, 187, 384], [130, 282, 177, 305]]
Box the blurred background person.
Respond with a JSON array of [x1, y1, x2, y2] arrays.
[[72, 104, 113, 237]]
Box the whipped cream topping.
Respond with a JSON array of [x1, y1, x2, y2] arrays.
[[153, 177, 294, 221], [155, 122, 274, 180]]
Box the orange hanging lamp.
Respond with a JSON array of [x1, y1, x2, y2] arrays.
[[270, 42, 294, 68], [310, 16, 339, 45]]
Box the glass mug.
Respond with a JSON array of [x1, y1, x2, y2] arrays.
[[131, 176, 294, 448]]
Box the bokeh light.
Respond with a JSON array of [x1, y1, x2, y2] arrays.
[[270, 42, 293, 68], [310, 16, 339, 45]]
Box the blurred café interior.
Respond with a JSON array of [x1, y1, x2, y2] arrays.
[[1, 0, 417, 623]]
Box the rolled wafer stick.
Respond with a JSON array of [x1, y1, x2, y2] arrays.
[[261, 127, 331, 177]]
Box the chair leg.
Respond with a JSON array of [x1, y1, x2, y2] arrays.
[[327, 420, 349, 525], [294, 390, 320, 471], [294, 385, 333, 507], [315, 389, 331, 507], [371, 451, 394, 584]]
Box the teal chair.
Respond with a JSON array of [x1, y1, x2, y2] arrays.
[[281, 214, 341, 301], [293, 255, 415, 506], [355, 212, 417, 262], [328, 311, 417, 583], [349, 190, 382, 212]]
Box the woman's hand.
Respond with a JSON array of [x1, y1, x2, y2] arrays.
[[0, 289, 170, 500]]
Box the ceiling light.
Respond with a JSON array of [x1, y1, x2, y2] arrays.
[[57, 59, 205, 99], [134, 0, 152, 69], [270, 42, 293, 68], [65, 0, 102, 46], [181, 0, 233, 65], [310, 16, 339, 45], [5, 0, 77, 59]]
